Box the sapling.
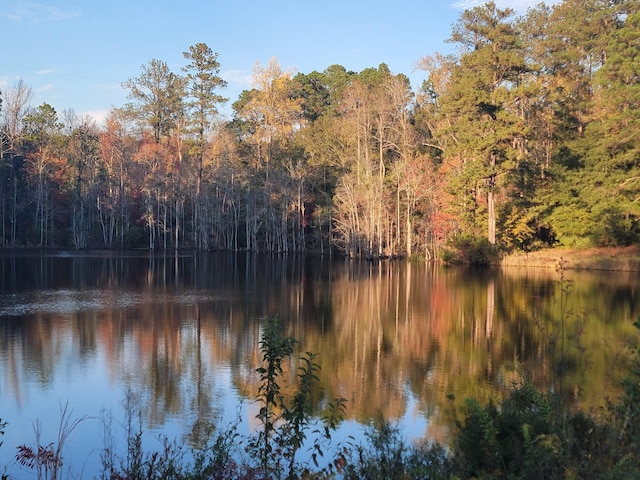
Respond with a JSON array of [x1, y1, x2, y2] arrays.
[[249, 315, 346, 479]]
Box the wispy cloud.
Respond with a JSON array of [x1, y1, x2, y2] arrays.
[[4, 1, 81, 24], [36, 68, 59, 75], [35, 83, 54, 93], [451, 0, 561, 12], [222, 69, 253, 88]]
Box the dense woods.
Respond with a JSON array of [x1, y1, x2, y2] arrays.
[[1, 0, 639, 258]]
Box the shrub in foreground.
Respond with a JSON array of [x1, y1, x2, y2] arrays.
[[450, 320, 640, 480], [341, 415, 451, 480]]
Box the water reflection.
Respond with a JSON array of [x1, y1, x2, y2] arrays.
[[0, 253, 638, 476]]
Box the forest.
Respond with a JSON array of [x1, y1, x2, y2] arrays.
[[0, 0, 638, 259]]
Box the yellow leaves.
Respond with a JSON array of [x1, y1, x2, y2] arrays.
[[244, 57, 304, 144], [503, 205, 538, 249]]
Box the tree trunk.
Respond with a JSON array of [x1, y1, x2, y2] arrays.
[[488, 190, 496, 245], [488, 153, 497, 245]]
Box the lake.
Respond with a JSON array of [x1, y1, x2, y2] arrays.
[[0, 252, 638, 478]]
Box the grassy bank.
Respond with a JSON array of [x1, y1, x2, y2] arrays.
[[500, 245, 640, 271]]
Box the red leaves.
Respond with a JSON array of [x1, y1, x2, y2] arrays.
[[16, 443, 63, 471]]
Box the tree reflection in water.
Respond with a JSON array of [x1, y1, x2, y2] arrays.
[[0, 252, 637, 475]]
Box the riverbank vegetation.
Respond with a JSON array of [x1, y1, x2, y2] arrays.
[[1, 0, 639, 259]]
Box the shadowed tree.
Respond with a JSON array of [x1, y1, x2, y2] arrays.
[[22, 103, 64, 246], [64, 112, 100, 249], [122, 59, 186, 249], [432, 2, 529, 245], [182, 42, 227, 249], [99, 112, 136, 248], [581, 4, 640, 245], [0, 79, 33, 246], [233, 57, 303, 251]]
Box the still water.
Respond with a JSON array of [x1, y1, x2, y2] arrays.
[[0, 252, 638, 478]]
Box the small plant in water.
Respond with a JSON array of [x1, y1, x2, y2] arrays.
[[100, 387, 190, 480], [533, 258, 590, 407], [0, 418, 6, 449], [0, 418, 7, 480], [15, 401, 89, 480], [248, 315, 347, 479]]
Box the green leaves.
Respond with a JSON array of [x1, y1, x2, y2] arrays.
[[182, 42, 228, 139], [22, 103, 63, 144], [252, 315, 345, 479], [435, 2, 529, 245], [122, 59, 185, 143]]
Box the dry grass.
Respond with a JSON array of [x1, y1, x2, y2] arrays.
[[500, 245, 640, 271]]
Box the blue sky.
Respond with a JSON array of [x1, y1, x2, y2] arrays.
[[1, 0, 559, 124]]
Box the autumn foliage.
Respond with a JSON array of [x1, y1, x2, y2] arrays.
[[1, 1, 639, 257]]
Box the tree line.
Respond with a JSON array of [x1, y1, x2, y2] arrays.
[[1, 0, 638, 257]]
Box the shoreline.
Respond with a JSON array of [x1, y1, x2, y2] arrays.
[[500, 245, 640, 272]]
